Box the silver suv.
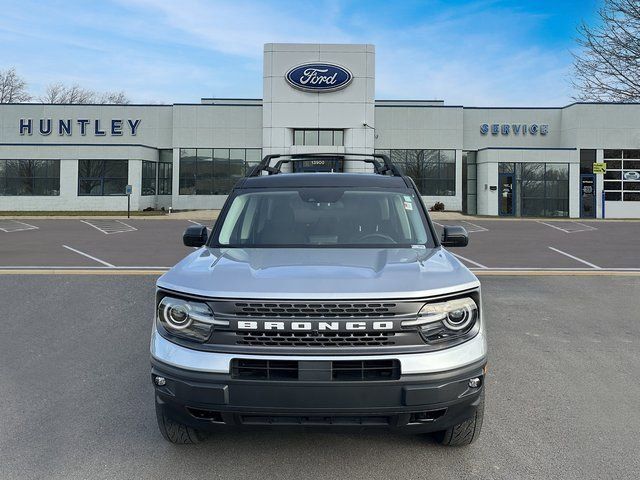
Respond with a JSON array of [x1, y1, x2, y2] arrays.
[[150, 153, 487, 446]]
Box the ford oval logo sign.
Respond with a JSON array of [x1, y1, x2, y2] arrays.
[[624, 171, 640, 180], [285, 63, 353, 92]]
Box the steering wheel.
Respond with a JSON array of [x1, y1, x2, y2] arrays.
[[356, 233, 397, 244]]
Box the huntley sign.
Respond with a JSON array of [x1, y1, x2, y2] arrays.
[[19, 118, 142, 136]]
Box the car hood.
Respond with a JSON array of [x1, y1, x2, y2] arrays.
[[157, 247, 479, 300]]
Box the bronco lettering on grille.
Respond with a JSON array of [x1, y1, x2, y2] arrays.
[[235, 320, 395, 332]]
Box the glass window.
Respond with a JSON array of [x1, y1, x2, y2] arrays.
[[179, 148, 262, 195], [500, 162, 569, 217], [580, 149, 596, 174], [382, 149, 456, 196], [179, 149, 196, 195], [318, 130, 333, 145], [462, 151, 477, 215], [215, 188, 432, 247], [197, 149, 214, 195], [304, 130, 319, 146], [0, 159, 60, 196], [293, 129, 344, 146], [499, 163, 515, 173], [158, 162, 172, 195], [604, 150, 622, 159], [141, 161, 156, 196], [78, 160, 128, 196], [213, 149, 230, 195], [603, 150, 640, 201], [158, 149, 173, 195]]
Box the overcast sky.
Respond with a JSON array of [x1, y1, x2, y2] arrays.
[[0, 0, 600, 106]]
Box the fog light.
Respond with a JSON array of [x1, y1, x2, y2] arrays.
[[468, 377, 481, 388], [154, 376, 166, 386]]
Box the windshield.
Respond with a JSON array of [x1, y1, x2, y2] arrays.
[[214, 187, 432, 247]]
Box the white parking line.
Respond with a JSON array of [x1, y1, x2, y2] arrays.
[[461, 221, 489, 233], [537, 220, 597, 233], [0, 220, 39, 233], [187, 220, 202, 225], [81, 219, 137, 234], [432, 221, 487, 233], [450, 252, 488, 269], [62, 245, 116, 268], [548, 246, 601, 269]]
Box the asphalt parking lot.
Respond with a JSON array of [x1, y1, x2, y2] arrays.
[[1, 275, 638, 480], [1, 217, 639, 479], [0, 217, 639, 272]]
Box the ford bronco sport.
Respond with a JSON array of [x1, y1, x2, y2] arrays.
[[151, 153, 487, 446]]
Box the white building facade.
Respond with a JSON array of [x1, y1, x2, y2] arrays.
[[1, 43, 639, 218]]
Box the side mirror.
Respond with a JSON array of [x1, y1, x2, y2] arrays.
[[183, 225, 209, 247], [441, 225, 468, 247]]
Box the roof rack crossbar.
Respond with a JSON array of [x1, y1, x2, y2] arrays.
[[247, 152, 402, 177]]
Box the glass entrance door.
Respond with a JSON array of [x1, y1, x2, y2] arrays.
[[499, 173, 515, 216], [580, 174, 596, 218]]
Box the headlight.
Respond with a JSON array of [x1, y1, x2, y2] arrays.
[[402, 297, 479, 343], [157, 296, 224, 342]]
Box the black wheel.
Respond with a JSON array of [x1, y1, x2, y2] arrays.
[[155, 402, 206, 444], [435, 392, 484, 447]]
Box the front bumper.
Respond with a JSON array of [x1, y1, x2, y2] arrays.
[[151, 329, 487, 432]]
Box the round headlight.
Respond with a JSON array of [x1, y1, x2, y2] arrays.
[[163, 301, 192, 330], [157, 296, 224, 342], [443, 304, 475, 331], [409, 297, 478, 332]]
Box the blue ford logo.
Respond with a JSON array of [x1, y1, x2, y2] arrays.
[[285, 63, 353, 92]]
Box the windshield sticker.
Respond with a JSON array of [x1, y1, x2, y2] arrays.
[[403, 195, 412, 202], [403, 201, 413, 210], [412, 244, 426, 249]]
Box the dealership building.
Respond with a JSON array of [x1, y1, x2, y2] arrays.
[[1, 43, 640, 218]]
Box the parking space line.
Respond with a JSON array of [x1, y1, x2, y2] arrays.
[[187, 220, 202, 225], [537, 221, 571, 233], [62, 245, 116, 268], [548, 246, 601, 269], [461, 221, 488, 232], [537, 220, 597, 233], [0, 268, 166, 275], [432, 221, 487, 233], [0, 220, 39, 232], [450, 252, 488, 269], [80, 219, 137, 234]]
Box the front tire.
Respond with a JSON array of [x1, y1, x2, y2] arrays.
[[155, 402, 206, 444], [435, 392, 484, 447]]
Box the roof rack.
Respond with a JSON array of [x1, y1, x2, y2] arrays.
[[247, 152, 403, 177]]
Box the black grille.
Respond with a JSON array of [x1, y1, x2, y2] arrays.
[[236, 331, 396, 347], [230, 359, 400, 381], [232, 359, 299, 380], [233, 302, 398, 318], [332, 360, 400, 381], [239, 415, 391, 426]]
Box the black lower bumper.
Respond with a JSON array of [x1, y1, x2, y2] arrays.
[[151, 358, 486, 433]]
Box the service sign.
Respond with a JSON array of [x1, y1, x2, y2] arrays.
[[285, 63, 353, 92]]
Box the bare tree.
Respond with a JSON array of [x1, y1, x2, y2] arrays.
[[572, 0, 640, 101], [97, 90, 131, 104], [0, 67, 32, 103], [40, 82, 131, 104]]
